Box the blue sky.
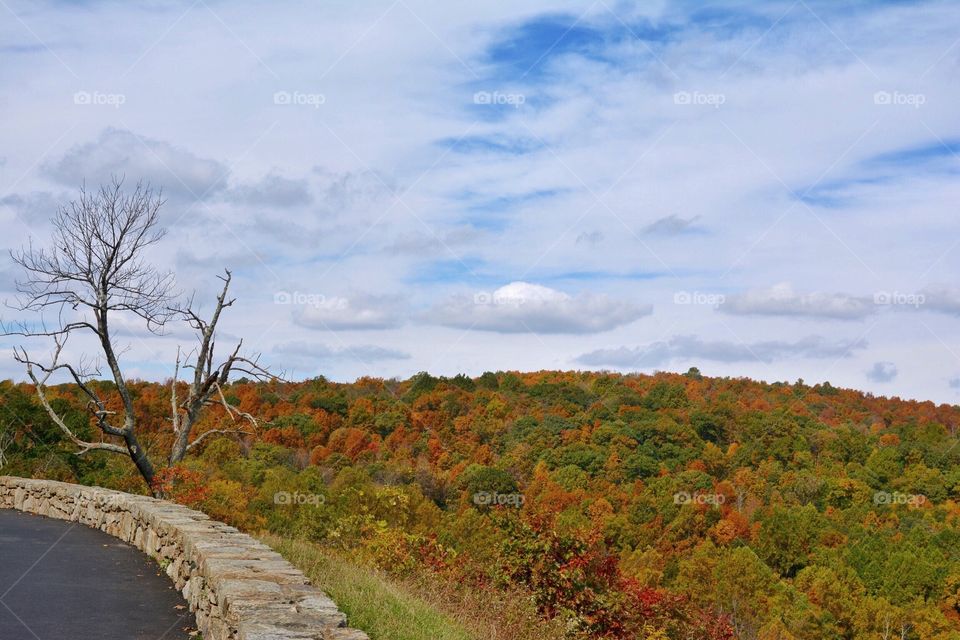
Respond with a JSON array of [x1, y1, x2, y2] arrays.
[[0, 0, 959, 402]]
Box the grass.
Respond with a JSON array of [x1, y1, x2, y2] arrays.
[[261, 534, 566, 640], [262, 535, 475, 640]]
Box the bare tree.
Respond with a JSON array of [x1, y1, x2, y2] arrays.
[[168, 270, 273, 465], [4, 178, 273, 494]]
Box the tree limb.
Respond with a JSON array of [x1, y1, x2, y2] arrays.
[[14, 344, 127, 456]]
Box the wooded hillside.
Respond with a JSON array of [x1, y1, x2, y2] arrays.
[[4, 369, 960, 639]]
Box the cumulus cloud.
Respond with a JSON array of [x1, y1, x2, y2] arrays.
[[44, 128, 229, 201], [430, 282, 651, 334], [314, 168, 394, 215], [866, 361, 898, 382], [385, 227, 481, 255], [577, 334, 868, 368], [576, 230, 604, 245], [175, 248, 268, 271], [643, 215, 700, 235], [0, 253, 20, 293], [292, 294, 405, 331], [227, 173, 312, 208], [273, 340, 410, 364], [2, 0, 960, 401], [919, 285, 960, 315], [720, 283, 874, 320], [0, 191, 63, 226]]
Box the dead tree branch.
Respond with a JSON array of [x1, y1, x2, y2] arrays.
[[169, 270, 278, 463], [4, 178, 175, 491]]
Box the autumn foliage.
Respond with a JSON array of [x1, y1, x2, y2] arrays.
[[4, 369, 960, 639]]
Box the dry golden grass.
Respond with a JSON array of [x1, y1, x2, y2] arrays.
[[261, 534, 567, 640]]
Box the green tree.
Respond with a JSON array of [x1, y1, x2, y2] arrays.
[[755, 505, 825, 577]]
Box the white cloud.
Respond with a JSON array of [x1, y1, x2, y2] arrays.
[[273, 340, 409, 363], [271, 340, 410, 378], [1, 1, 959, 402], [384, 227, 482, 255], [575, 230, 604, 245], [642, 214, 700, 235], [0, 191, 63, 226], [292, 294, 405, 331], [919, 285, 960, 315], [44, 128, 229, 201], [866, 361, 898, 382], [174, 248, 268, 272], [430, 281, 651, 334], [227, 173, 312, 208], [720, 283, 875, 320], [577, 334, 868, 368]]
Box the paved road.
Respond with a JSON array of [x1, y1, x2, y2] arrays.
[[0, 509, 192, 640]]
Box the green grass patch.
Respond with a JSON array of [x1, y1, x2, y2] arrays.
[[261, 535, 477, 640]]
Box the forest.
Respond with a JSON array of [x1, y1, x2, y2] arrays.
[[3, 368, 960, 640]]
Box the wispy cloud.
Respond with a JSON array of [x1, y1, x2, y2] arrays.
[[226, 173, 312, 208], [293, 294, 406, 331], [272, 341, 410, 371], [719, 283, 875, 320], [919, 285, 960, 316], [0, 191, 63, 226], [577, 334, 868, 368], [1, 0, 958, 402], [43, 128, 229, 201], [430, 281, 650, 334], [866, 361, 897, 383], [643, 214, 701, 236]]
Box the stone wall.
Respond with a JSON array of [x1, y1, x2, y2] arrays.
[[0, 476, 368, 640]]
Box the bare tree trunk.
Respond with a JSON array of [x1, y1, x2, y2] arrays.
[[124, 431, 156, 488], [4, 180, 274, 495], [168, 270, 273, 465], [0, 429, 12, 469], [5, 179, 174, 495]]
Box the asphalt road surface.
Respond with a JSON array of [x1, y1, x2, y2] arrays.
[[0, 509, 192, 640]]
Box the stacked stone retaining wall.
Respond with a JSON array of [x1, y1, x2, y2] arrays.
[[0, 476, 368, 640]]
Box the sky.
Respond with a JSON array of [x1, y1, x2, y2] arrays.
[[0, 0, 958, 403]]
